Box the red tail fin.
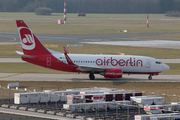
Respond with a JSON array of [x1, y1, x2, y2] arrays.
[[16, 20, 50, 55]]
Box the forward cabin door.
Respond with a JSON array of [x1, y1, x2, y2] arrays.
[[146, 59, 151, 68], [146, 59, 151, 72]]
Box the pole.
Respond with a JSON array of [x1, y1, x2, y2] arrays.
[[54, 13, 56, 24], [127, 105, 129, 120], [147, 15, 149, 28], [64, 0, 66, 24], [2, 88, 3, 103], [54, 7, 56, 24], [9, 88, 11, 103]]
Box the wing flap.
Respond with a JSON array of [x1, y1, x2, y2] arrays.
[[16, 51, 36, 59]]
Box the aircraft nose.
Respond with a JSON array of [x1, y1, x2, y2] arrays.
[[163, 64, 170, 71]]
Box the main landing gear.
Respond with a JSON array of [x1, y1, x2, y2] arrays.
[[89, 73, 95, 80], [148, 75, 152, 80]]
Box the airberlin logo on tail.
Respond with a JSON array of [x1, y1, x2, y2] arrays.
[[19, 27, 35, 50]]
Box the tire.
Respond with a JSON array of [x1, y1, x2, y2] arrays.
[[89, 74, 95, 80], [148, 76, 152, 80]]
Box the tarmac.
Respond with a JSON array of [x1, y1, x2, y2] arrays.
[[0, 73, 179, 82]]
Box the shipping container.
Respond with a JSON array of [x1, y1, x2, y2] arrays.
[[92, 94, 104, 102], [67, 95, 82, 104], [144, 105, 163, 114], [14, 93, 29, 104], [135, 114, 180, 120], [150, 116, 174, 120], [162, 104, 178, 111], [107, 102, 120, 110], [80, 91, 103, 95], [85, 95, 93, 103], [131, 96, 154, 105], [135, 92, 143, 96], [50, 91, 61, 102], [104, 94, 113, 101], [63, 104, 81, 113], [171, 102, 180, 105], [152, 97, 165, 105], [117, 101, 132, 109], [80, 103, 93, 112], [92, 102, 106, 111], [124, 93, 133, 100], [131, 96, 165, 105], [115, 93, 123, 101], [135, 114, 151, 120], [59, 91, 72, 102], [29, 92, 40, 103], [39, 92, 50, 103]]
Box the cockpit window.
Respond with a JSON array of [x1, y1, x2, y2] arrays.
[[155, 61, 162, 64]]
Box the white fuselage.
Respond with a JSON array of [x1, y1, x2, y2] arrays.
[[55, 53, 169, 74]]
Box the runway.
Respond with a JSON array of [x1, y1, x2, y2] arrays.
[[1, 32, 180, 49], [0, 73, 179, 82]]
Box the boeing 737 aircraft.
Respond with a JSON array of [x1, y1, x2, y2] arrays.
[[16, 20, 169, 80]]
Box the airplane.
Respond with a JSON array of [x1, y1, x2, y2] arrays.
[[16, 20, 169, 80]]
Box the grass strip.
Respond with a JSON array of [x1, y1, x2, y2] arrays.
[[1, 20, 180, 34], [0, 13, 180, 20], [1, 43, 180, 59]]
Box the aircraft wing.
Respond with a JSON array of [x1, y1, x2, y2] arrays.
[[77, 65, 105, 72]]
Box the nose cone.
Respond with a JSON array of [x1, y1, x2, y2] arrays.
[[163, 64, 170, 71]]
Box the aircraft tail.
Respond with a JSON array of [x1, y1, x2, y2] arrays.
[[16, 20, 50, 55]]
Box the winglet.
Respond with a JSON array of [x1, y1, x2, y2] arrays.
[[63, 47, 70, 54], [63, 51, 75, 66]]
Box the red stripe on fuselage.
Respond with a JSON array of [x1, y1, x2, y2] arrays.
[[22, 54, 78, 72]]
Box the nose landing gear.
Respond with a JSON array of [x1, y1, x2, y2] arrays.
[[89, 73, 95, 80]]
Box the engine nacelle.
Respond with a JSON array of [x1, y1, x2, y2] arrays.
[[104, 69, 123, 78]]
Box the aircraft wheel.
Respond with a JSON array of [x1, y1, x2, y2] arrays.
[[89, 73, 95, 80], [148, 76, 152, 80]]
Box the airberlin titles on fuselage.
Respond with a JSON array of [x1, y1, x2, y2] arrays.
[[96, 57, 143, 67]]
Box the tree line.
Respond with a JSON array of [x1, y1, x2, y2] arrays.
[[0, 0, 179, 14]]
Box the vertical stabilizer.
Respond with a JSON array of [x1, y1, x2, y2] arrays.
[[16, 20, 50, 55]]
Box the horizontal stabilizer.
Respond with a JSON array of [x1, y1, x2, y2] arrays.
[[16, 51, 36, 59]]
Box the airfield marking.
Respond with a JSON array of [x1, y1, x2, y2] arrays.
[[0, 34, 16, 42], [0, 73, 22, 79]]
